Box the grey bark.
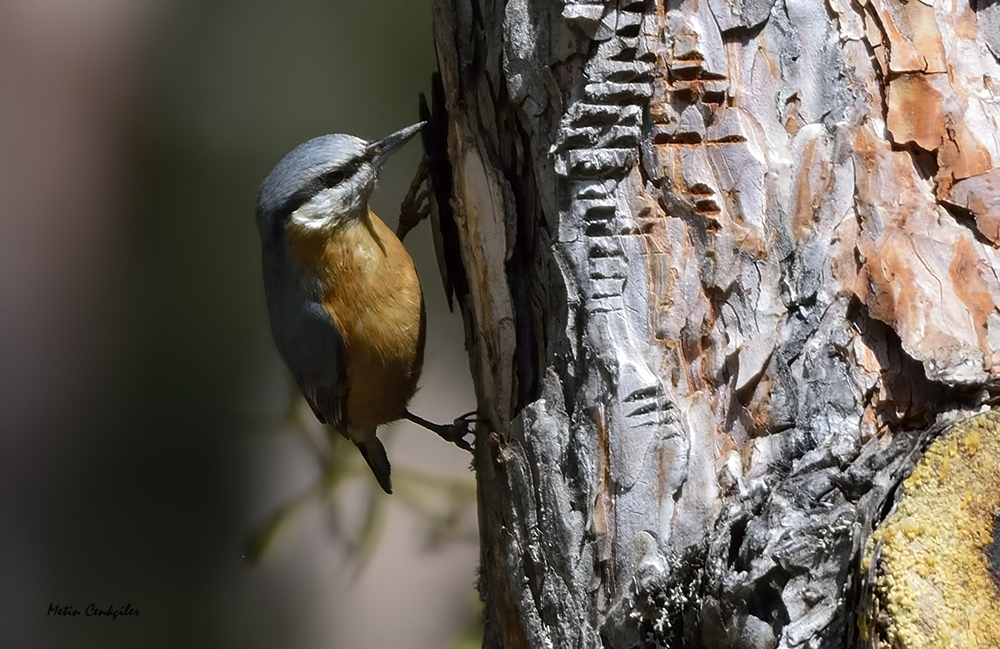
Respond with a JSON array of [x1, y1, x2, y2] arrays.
[[427, 0, 1000, 647]]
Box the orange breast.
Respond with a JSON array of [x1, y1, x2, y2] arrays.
[[286, 210, 425, 429]]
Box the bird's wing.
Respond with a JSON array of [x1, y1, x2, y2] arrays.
[[275, 305, 349, 432], [302, 382, 346, 430], [263, 248, 350, 432], [294, 315, 348, 432]]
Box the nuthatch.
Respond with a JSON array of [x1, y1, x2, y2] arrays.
[[256, 122, 471, 494]]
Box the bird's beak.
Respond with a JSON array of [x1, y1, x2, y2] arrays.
[[366, 122, 425, 169]]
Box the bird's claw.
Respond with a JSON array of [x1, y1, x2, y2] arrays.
[[441, 411, 479, 452], [404, 408, 485, 453], [445, 411, 491, 452], [396, 156, 429, 241]]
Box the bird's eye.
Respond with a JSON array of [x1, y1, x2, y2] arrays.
[[321, 170, 346, 187]]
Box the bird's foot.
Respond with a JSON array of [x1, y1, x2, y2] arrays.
[[405, 409, 483, 452], [395, 156, 429, 242]]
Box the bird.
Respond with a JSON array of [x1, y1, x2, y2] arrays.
[[255, 122, 472, 494]]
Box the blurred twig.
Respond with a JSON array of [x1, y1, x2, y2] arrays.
[[243, 385, 476, 569]]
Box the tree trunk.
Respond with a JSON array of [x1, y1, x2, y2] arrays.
[[426, 0, 1000, 647]]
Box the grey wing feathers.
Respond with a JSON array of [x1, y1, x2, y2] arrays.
[[263, 245, 349, 431], [301, 383, 347, 430]]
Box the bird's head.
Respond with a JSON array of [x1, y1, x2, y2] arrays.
[[256, 122, 424, 243]]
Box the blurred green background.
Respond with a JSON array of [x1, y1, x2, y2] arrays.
[[0, 1, 479, 647]]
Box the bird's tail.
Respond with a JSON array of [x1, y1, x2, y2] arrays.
[[354, 434, 392, 494]]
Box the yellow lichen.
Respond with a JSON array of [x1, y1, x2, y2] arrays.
[[937, 453, 949, 481], [963, 429, 981, 455], [863, 409, 1000, 649]]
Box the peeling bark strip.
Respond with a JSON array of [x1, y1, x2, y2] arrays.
[[430, 0, 1000, 647]]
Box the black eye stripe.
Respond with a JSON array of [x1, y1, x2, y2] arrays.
[[273, 158, 365, 228], [318, 159, 362, 188], [321, 170, 346, 187]]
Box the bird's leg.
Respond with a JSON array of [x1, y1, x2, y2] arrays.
[[395, 155, 430, 242], [404, 409, 481, 452]]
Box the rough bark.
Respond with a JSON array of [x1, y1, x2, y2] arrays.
[[427, 0, 1000, 647]]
